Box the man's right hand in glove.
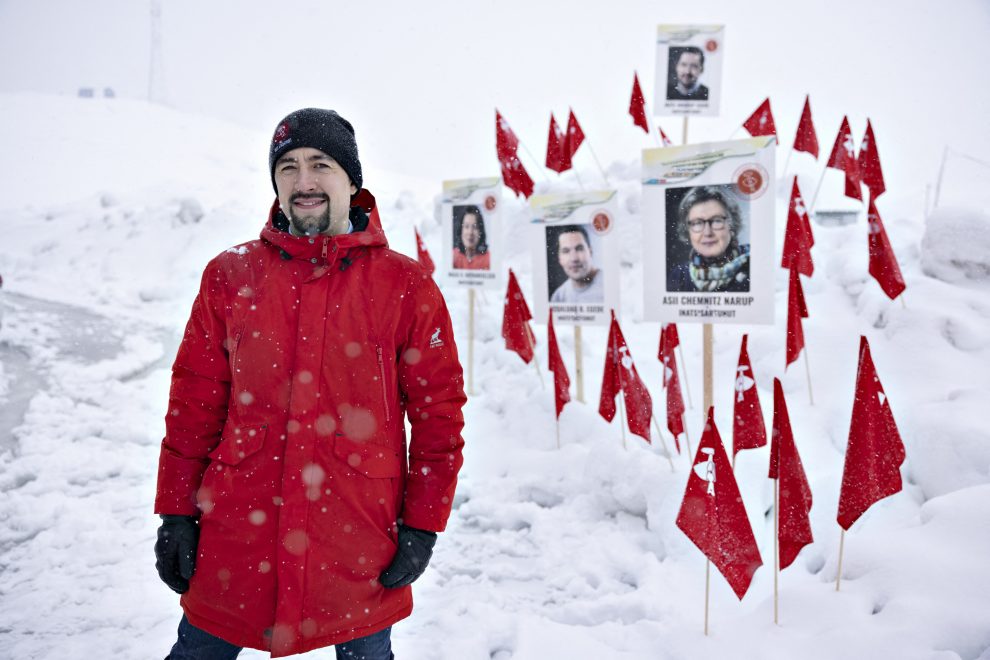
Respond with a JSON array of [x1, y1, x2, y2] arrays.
[[155, 514, 199, 594]]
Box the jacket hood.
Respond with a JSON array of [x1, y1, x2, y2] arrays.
[[260, 188, 387, 263]]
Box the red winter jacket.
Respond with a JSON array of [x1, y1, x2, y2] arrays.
[[155, 191, 466, 657]]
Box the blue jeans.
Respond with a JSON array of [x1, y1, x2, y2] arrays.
[[167, 615, 394, 659]]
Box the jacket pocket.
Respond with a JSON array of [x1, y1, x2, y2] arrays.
[[208, 423, 268, 466], [333, 435, 402, 479]]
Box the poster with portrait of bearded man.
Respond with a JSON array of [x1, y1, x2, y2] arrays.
[[654, 24, 725, 118], [642, 136, 776, 325], [529, 190, 620, 327]]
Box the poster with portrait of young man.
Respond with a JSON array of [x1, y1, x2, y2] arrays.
[[654, 24, 725, 118], [530, 190, 620, 326], [440, 177, 502, 289], [642, 136, 776, 325]]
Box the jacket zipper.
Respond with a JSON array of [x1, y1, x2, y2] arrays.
[[376, 346, 391, 423], [230, 332, 242, 374]]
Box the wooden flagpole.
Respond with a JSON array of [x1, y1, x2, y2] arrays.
[[574, 325, 585, 403], [835, 529, 846, 591], [527, 330, 545, 389], [520, 142, 551, 182], [573, 167, 585, 191], [702, 321, 713, 633], [808, 168, 827, 215], [467, 288, 476, 396], [618, 393, 628, 450], [774, 479, 780, 624], [704, 560, 711, 636], [678, 344, 694, 409], [782, 147, 794, 183], [585, 142, 611, 187], [556, 418, 561, 450], [651, 417, 676, 472], [803, 348, 814, 406]]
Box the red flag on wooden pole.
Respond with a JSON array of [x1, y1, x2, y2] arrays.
[[547, 310, 571, 419], [732, 334, 767, 459], [659, 124, 673, 147], [867, 195, 906, 300], [786, 266, 808, 368], [599, 311, 652, 443], [837, 336, 905, 530], [770, 379, 814, 568], [495, 109, 535, 199], [793, 95, 819, 159], [742, 98, 777, 138], [826, 116, 863, 201], [659, 325, 685, 452], [629, 72, 650, 134], [858, 119, 886, 199], [502, 269, 535, 364], [781, 177, 815, 276], [566, 109, 585, 159], [676, 408, 763, 600], [414, 228, 435, 276], [545, 113, 571, 174]]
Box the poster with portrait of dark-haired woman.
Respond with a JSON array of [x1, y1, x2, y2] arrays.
[[440, 177, 501, 289]]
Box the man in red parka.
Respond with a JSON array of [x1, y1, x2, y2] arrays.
[[154, 108, 466, 659]]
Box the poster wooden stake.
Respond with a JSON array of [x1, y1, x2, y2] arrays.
[[678, 345, 694, 409], [703, 324, 713, 413], [574, 325, 585, 403], [803, 349, 814, 406], [835, 528, 846, 591], [683, 117, 690, 146], [467, 288, 476, 396], [651, 416, 676, 472], [774, 479, 780, 624]]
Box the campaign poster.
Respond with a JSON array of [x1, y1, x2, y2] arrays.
[[642, 137, 776, 325], [654, 24, 725, 118], [440, 177, 502, 289], [530, 190, 620, 326]]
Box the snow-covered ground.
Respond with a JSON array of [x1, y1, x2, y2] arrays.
[[1, 90, 989, 660]]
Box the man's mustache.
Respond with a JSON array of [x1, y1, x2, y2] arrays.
[[290, 193, 330, 204]]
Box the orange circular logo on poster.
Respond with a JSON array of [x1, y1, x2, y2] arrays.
[[705, 39, 719, 52], [592, 212, 611, 234], [733, 163, 769, 199], [737, 169, 763, 195], [484, 196, 497, 211]]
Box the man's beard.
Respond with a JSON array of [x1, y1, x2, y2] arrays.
[[288, 193, 331, 236]]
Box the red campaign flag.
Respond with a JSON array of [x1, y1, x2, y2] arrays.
[[837, 336, 905, 530], [599, 311, 653, 443], [858, 119, 886, 199], [658, 124, 673, 147], [547, 310, 571, 419], [414, 228, 435, 276], [781, 176, 815, 277], [732, 334, 767, 458], [495, 109, 535, 199], [566, 109, 585, 159], [659, 325, 685, 452], [629, 72, 650, 134], [786, 266, 807, 368], [676, 408, 763, 600], [502, 269, 536, 364], [545, 113, 572, 174], [867, 195, 906, 300], [826, 116, 863, 201], [793, 94, 819, 159], [769, 378, 814, 569], [742, 98, 777, 138]]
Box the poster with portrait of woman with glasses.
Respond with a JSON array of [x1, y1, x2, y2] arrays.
[[440, 177, 502, 289], [641, 136, 776, 325]]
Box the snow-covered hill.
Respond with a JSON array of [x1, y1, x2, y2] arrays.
[[0, 93, 988, 660]]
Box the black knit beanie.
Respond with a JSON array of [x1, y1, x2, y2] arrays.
[[268, 108, 363, 193]]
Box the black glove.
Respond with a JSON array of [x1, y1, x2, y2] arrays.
[[379, 524, 437, 589], [155, 514, 199, 594]]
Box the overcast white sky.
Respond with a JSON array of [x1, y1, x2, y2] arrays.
[[1, 0, 988, 201]]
